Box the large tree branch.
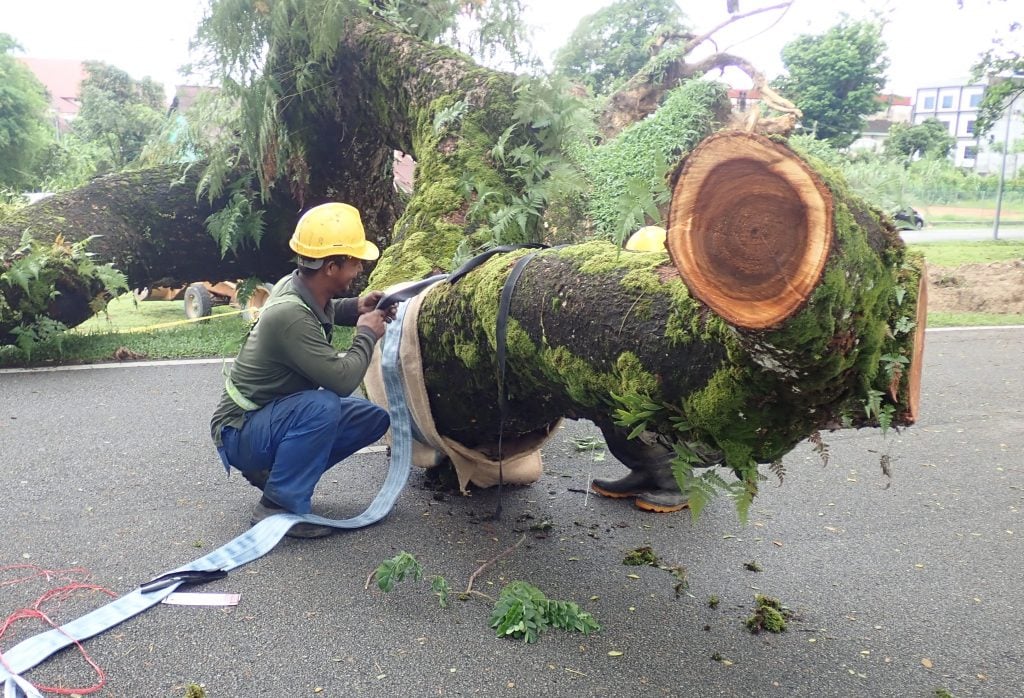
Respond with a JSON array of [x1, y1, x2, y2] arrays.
[[682, 2, 793, 56], [598, 2, 797, 140]]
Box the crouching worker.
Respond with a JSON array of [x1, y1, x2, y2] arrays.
[[210, 202, 395, 538]]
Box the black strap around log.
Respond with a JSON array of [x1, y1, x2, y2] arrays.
[[407, 241, 549, 520], [447, 243, 547, 285], [491, 248, 547, 520]]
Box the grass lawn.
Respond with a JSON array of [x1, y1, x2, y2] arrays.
[[74, 296, 245, 333], [0, 295, 354, 368], [907, 239, 1024, 266], [928, 312, 1024, 327], [921, 200, 1024, 227]]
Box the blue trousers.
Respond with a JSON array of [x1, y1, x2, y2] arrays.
[[218, 390, 390, 514]]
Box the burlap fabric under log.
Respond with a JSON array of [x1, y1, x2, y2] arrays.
[[363, 283, 559, 491]]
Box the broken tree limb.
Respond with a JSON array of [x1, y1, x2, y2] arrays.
[[597, 2, 799, 141]]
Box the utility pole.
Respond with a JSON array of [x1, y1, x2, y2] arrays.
[[992, 87, 1021, 241]]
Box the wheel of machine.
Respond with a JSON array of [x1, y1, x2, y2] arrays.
[[242, 283, 275, 323], [184, 283, 213, 319]]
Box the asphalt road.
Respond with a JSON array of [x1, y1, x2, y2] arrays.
[[901, 227, 1024, 243], [1, 327, 1022, 697]]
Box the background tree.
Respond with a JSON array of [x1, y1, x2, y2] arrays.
[[772, 18, 889, 149], [884, 118, 956, 162], [967, 0, 1021, 136], [553, 0, 688, 95], [0, 34, 52, 190], [369, 0, 533, 67], [71, 62, 166, 174]]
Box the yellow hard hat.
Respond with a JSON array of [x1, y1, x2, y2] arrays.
[[289, 202, 380, 266], [624, 225, 667, 252]]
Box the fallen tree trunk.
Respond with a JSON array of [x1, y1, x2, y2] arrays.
[[397, 131, 925, 487], [0, 165, 289, 290]]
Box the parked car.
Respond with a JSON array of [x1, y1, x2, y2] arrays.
[[892, 207, 925, 230]]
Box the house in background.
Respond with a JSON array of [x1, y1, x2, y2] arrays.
[[849, 94, 913, 152], [912, 82, 1024, 176], [728, 87, 761, 115], [168, 84, 214, 114], [16, 57, 87, 138], [727, 88, 914, 154]]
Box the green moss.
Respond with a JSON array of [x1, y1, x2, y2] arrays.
[[549, 243, 722, 348], [370, 228, 462, 288], [453, 337, 482, 368], [368, 73, 521, 288], [533, 345, 658, 410], [745, 594, 790, 634], [623, 546, 658, 566], [614, 352, 658, 396], [539, 345, 607, 405], [580, 80, 731, 240]]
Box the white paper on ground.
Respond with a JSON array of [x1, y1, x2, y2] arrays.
[[162, 592, 241, 606]]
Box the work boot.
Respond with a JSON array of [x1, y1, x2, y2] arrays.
[[589, 470, 659, 498], [241, 468, 270, 491], [634, 489, 689, 513], [250, 500, 334, 539], [590, 419, 711, 514]]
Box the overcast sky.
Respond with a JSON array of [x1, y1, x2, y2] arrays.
[[3, 0, 1018, 100]]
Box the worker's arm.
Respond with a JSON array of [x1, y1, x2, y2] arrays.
[[331, 292, 392, 326], [270, 313, 378, 396], [330, 297, 360, 326]]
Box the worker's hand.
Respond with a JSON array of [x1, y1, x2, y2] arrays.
[[357, 290, 385, 315], [356, 309, 389, 339]]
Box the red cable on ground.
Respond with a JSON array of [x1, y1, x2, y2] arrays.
[[0, 564, 117, 696]]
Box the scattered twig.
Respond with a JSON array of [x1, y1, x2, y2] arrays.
[[465, 534, 527, 596]]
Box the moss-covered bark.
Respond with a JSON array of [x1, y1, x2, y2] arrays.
[[418, 243, 728, 447], [254, 15, 523, 289], [0, 165, 277, 289]]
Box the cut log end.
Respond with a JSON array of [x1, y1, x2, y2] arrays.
[[905, 269, 927, 424], [667, 130, 833, 330]]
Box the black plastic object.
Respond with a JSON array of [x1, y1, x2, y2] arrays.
[[139, 568, 228, 594], [375, 274, 449, 310]]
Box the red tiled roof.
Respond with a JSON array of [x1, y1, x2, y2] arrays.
[[16, 57, 87, 116], [876, 94, 911, 106], [171, 85, 218, 113], [727, 88, 762, 99], [393, 152, 415, 193]]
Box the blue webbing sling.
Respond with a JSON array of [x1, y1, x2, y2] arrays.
[[0, 300, 417, 698]]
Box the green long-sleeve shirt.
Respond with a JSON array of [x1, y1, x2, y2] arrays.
[[210, 271, 379, 446]]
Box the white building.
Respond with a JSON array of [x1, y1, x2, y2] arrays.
[[912, 83, 1024, 176]]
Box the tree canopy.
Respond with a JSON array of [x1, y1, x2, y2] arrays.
[[970, 10, 1022, 136], [0, 34, 52, 190], [773, 19, 889, 149], [884, 117, 956, 162], [71, 62, 166, 173], [553, 0, 688, 95]]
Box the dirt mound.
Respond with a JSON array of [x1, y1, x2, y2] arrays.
[[927, 260, 1024, 314]]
